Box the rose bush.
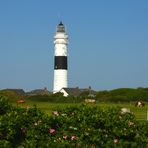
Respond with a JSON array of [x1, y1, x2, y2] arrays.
[[0, 96, 148, 147]]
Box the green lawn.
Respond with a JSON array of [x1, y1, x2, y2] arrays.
[[14, 100, 148, 121]]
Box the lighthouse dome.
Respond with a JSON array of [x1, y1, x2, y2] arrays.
[[57, 22, 65, 32]]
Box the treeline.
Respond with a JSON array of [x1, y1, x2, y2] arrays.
[[27, 87, 148, 103], [95, 87, 148, 102], [0, 87, 148, 103], [26, 93, 82, 103]]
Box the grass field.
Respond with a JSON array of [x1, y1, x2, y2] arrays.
[[14, 100, 148, 121]]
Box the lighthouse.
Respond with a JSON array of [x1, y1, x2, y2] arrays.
[[53, 22, 68, 93]]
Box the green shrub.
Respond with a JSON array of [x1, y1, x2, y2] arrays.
[[27, 93, 84, 103], [95, 88, 148, 102], [0, 96, 12, 115], [0, 97, 148, 147], [49, 105, 148, 147]]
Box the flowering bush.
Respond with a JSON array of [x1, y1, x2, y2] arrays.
[[0, 96, 12, 115], [0, 96, 148, 147]]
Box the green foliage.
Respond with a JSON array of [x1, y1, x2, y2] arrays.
[[0, 96, 12, 115], [50, 105, 148, 147], [0, 90, 23, 102], [27, 94, 51, 102], [27, 93, 84, 103], [96, 87, 148, 102], [0, 97, 148, 147], [0, 100, 50, 147], [1, 87, 148, 103]]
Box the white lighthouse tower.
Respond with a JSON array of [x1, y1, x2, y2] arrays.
[[53, 22, 68, 93]]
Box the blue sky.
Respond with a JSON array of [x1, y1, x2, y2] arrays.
[[0, 0, 148, 91]]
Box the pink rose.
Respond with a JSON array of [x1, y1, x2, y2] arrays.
[[114, 138, 118, 144], [71, 135, 77, 140], [128, 121, 134, 126], [52, 111, 59, 116], [49, 128, 55, 134], [63, 135, 68, 140]]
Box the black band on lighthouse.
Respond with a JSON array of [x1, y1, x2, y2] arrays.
[[54, 56, 67, 69]]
